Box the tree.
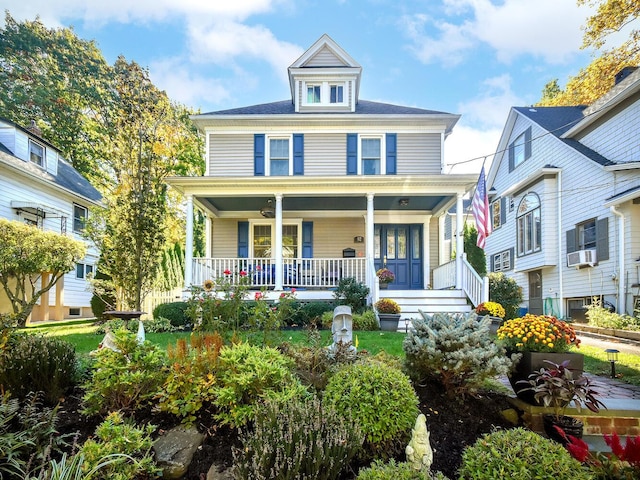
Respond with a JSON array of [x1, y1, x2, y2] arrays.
[[538, 0, 640, 106], [463, 223, 487, 276], [0, 219, 86, 327]]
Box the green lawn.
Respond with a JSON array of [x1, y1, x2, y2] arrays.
[[24, 320, 640, 386]]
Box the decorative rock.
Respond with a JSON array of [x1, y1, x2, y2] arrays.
[[207, 464, 234, 480], [501, 408, 520, 425], [406, 413, 433, 473], [153, 426, 205, 479]]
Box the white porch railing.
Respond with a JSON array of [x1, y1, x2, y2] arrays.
[[431, 256, 488, 308], [192, 257, 367, 289]]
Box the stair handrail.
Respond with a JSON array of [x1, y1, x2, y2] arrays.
[[461, 254, 489, 308]]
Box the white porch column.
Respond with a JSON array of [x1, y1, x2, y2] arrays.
[[366, 193, 375, 289], [274, 194, 284, 290], [455, 193, 464, 290], [184, 194, 194, 289]]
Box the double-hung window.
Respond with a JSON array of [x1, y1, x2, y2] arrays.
[[361, 137, 381, 175], [516, 193, 541, 256], [330, 84, 343, 103], [29, 140, 45, 167], [73, 204, 88, 233], [577, 219, 596, 250], [268, 137, 291, 176], [307, 85, 321, 103]]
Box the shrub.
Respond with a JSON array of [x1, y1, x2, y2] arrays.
[[0, 332, 77, 405], [586, 298, 640, 330], [79, 411, 159, 480], [488, 272, 523, 320], [82, 328, 166, 415], [458, 427, 591, 480], [288, 301, 334, 327], [153, 301, 189, 327], [213, 343, 308, 427], [233, 395, 364, 480], [278, 327, 333, 392], [321, 309, 379, 330], [323, 360, 420, 461], [334, 277, 370, 314], [403, 312, 516, 396], [357, 459, 449, 480], [156, 333, 223, 424], [90, 268, 116, 321]]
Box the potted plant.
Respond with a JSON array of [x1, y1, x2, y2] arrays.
[[496, 314, 583, 403], [376, 268, 395, 289], [374, 298, 401, 331], [517, 359, 606, 443], [475, 301, 505, 320]]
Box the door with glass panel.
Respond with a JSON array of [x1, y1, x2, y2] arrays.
[[374, 224, 422, 289]]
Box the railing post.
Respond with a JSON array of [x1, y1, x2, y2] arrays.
[[482, 276, 489, 303], [184, 194, 194, 290]]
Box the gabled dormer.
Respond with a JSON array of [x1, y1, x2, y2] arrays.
[[288, 34, 362, 113]]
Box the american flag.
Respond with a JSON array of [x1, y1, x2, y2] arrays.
[[472, 166, 492, 249]]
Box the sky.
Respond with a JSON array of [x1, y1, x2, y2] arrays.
[[3, 0, 612, 174]]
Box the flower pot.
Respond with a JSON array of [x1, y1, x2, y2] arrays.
[[508, 351, 584, 405], [379, 283, 389, 289], [379, 313, 400, 331], [543, 414, 583, 444]]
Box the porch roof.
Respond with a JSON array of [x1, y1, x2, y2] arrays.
[[166, 174, 477, 217]]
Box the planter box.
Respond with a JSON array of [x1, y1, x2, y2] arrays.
[[379, 313, 400, 331]]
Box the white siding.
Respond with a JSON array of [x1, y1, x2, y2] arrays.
[[209, 134, 254, 176], [305, 133, 347, 175], [0, 126, 15, 152], [397, 133, 441, 174], [305, 46, 347, 67]]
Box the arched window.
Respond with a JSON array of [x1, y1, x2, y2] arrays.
[[517, 193, 541, 256]]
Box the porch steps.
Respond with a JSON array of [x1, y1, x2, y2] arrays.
[[383, 289, 472, 331]]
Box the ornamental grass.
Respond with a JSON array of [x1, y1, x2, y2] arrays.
[[496, 314, 580, 353]]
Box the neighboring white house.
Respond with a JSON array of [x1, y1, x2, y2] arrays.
[[485, 67, 640, 319], [167, 34, 484, 311], [0, 118, 102, 321]]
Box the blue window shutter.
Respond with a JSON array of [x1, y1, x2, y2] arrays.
[[386, 133, 397, 174], [346, 133, 358, 175], [524, 126, 532, 160], [238, 221, 249, 258], [293, 134, 304, 175], [302, 221, 313, 258], [254, 134, 265, 176]]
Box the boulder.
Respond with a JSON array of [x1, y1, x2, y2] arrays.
[[153, 426, 204, 479]]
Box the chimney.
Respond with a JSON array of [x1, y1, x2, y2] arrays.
[[27, 120, 42, 138], [614, 66, 638, 85]]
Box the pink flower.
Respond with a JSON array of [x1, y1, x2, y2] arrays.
[[280, 292, 286, 298], [239, 270, 247, 277], [256, 265, 261, 270], [255, 292, 263, 300], [223, 269, 232, 275], [291, 288, 296, 293]]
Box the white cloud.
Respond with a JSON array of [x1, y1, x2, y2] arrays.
[[149, 58, 230, 111], [403, 0, 594, 66], [444, 124, 501, 174], [458, 74, 523, 129]]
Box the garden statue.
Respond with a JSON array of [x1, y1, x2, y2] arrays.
[[406, 413, 433, 473], [328, 305, 356, 353]]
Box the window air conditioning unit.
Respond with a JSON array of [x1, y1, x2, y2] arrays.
[[567, 249, 597, 268]]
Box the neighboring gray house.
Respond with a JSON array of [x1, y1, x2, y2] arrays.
[[0, 118, 102, 321], [167, 34, 483, 316], [485, 67, 640, 319]]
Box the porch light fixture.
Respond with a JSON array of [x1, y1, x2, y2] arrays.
[[605, 349, 619, 378], [260, 199, 275, 218], [399, 198, 409, 206]]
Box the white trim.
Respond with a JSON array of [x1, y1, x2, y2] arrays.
[[265, 134, 293, 176], [358, 134, 386, 175], [248, 218, 303, 258]]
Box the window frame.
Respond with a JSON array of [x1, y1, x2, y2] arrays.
[[358, 134, 385, 175], [493, 250, 512, 272], [306, 84, 321, 104], [73, 204, 88, 233], [512, 132, 526, 168], [29, 139, 45, 168], [516, 193, 541, 256], [491, 199, 502, 230], [329, 84, 344, 104], [75, 263, 93, 279], [249, 220, 302, 259], [265, 135, 293, 176], [577, 218, 597, 251], [302, 81, 347, 106]]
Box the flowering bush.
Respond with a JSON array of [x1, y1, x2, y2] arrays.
[[375, 298, 401, 314], [496, 314, 580, 352], [475, 301, 506, 319], [376, 268, 395, 284]]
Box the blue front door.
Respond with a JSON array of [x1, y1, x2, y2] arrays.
[[375, 224, 422, 289]]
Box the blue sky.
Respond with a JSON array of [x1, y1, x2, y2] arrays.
[[4, 0, 613, 173]]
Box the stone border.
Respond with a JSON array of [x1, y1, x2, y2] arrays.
[[572, 324, 640, 343]]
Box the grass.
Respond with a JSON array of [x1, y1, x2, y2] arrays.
[[21, 319, 640, 386]]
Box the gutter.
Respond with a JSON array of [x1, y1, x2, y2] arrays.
[[610, 206, 626, 314]]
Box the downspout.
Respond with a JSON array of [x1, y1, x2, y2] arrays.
[[557, 170, 564, 318], [610, 205, 626, 314]]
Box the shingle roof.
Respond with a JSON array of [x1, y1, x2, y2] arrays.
[[514, 106, 614, 166], [201, 99, 450, 116]]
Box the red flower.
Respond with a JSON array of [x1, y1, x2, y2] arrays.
[[291, 288, 296, 293], [280, 292, 286, 298], [255, 292, 263, 300], [223, 269, 232, 275], [239, 270, 247, 277], [605, 432, 640, 466], [256, 265, 261, 270], [565, 434, 591, 463]]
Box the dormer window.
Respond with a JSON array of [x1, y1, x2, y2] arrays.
[[302, 81, 346, 106], [307, 85, 321, 103], [330, 84, 343, 103], [29, 140, 45, 167]]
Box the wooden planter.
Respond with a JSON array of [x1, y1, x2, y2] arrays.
[[508, 351, 584, 405], [379, 313, 401, 331]]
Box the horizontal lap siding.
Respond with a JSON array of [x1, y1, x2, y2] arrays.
[[209, 134, 254, 176], [397, 133, 441, 174], [304, 133, 346, 175], [210, 219, 238, 257], [312, 218, 365, 257]]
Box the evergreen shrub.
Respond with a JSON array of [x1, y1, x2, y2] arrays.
[[403, 312, 516, 396], [488, 272, 523, 320], [321, 309, 378, 330], [0, 333, 76, 405], [458, 427, 591, 480], [153, 301, 189, 327], [233, 395, 364, 480], [323, 360, 419, 461], [357, 459, 449, 480], [213, 343, 308, 427], [333, 277, 370, 314], [82, 329, 166, 415]]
